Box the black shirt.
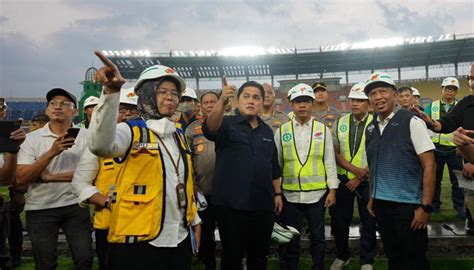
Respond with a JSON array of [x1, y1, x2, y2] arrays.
[[202, 110, 282, 211], [439, 95, 474, 132]]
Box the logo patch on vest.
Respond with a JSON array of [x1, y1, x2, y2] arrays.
[[132, 142, 159, 150], [339, 124, 348, 132], [313, 132, 324, 140], [282, 132, 293, 142], [367, 124, 375, 133], [432, 106, 439, 112]]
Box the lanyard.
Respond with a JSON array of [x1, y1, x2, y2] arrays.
[[156, 134, 182, 182]]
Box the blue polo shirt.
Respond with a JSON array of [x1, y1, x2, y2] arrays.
[[202, 110, 282, 211]]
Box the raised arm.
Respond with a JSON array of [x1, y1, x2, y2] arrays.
[[205, 76, 236, 132]]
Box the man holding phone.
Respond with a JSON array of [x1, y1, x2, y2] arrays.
[[16, 88, 93, 270]]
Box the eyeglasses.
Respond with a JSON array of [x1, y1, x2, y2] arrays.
[[119, 106, 139, 114], [155, 88, 179, 100], [48, 100, 75, 109]]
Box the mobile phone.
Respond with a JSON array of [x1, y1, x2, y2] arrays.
[[66, 128, 80, 139]]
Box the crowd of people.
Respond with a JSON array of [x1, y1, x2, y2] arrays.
[[0, 51, 473, 270]]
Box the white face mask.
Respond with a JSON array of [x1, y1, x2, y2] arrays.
[[179, 102, 194, 114]]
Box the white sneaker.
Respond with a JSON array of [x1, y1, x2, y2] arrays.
[[330, 258, 350, 270], [361, 264, 373, 270]]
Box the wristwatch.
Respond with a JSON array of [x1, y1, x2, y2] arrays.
[[418, 204, 433, 214]]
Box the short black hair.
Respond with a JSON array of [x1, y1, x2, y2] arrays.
[[200, 91, 220, 104], [237, 81, 265, 99], [397, 85, 413, 94], [32, 113, 49, 123]]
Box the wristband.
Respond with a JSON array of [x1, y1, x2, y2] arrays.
[[274, 193, 282, 197], [103, 198, 111, 208]]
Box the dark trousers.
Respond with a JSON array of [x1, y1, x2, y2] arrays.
[[433, 150, 464, 211], [26, 204, 93, 270], [216, 206, 274, 270], [95, 229, 109, 270], [329, 179, 376, 265], [108, 236, 192, 270], [8, 190, 24, 267], [279, 195, 327, 270], [374, 200, 429, 270], [198, 195, 217, 269], [0, 198, 11, 270]]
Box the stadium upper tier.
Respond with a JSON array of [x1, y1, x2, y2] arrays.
[[108, 36, 474, 80]]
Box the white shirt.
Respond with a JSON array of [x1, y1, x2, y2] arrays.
[[71, 148, 100, 207], [274, 119, 339, 204], [377, 112, 435, 155], [88, 91, 200, 248], [17, 123, 88, 211]]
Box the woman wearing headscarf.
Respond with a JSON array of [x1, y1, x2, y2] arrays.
[[88, 51, 201, 270]]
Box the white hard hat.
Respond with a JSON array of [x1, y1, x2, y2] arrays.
[[135, 65, 186, 93], [364, 72, 396, 95], [271, 222, 300, 244], [348, 82, 368, 100], [288, 83, 315, 101], [411, 87, 421, 97], [83, 96, 99, 109], [120, 87, 138, 106], [441, 77, 459, 89], [182, 87, 198, 100]]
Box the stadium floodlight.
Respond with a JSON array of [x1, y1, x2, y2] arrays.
[[144, 50, 151, 57], [445, 34, 451, 40], [125, 50, 132, 56], [352, 37, 404, 49], [219, 46, 266, 57], [102, 50, 109, 56]]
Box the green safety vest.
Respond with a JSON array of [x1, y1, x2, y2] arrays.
[[430, 100, 457, 147], [280, 120, 327, 191], [336, 113, 372, 179]]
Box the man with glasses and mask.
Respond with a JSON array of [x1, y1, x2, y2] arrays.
[[16, 88, 93, 270], [176, 87, 201, 132], [423, 77, 465, 218], [72, 87, 138, 270]]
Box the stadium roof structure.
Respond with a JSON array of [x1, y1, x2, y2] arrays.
[[107, 34, 474, 85]]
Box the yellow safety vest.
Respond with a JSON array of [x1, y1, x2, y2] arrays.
[[336, 113, 372, 179], [430, 100, 457, 147], [93, 157, 120, 230], [108, 121, 197, 243], [280, 120, 327, 191]]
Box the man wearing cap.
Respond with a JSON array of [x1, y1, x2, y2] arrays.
[[176, 87, 201, 132], [364, 72, 435, 270], [260, 83, 290, 133], [312, 82, 341, 130], [423, 77, 465, 217], [397, 85, 416, 110], [185, 91, 219, 270], [203, 78, 282, 270], [0, 98, 26, 269], [72, 88, 138, 270], [80, 95, 100, 128], [16, 88, 93, 269], [330, 83, 376, 270], [275, 83, 338, 270]]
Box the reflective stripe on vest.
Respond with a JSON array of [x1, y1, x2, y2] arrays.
[[107, 121, 197, 243], [93, 157, 119, 230], [280, 120, 327, 191], [336, 113, 372, 179], [431, 100, 457, 147]]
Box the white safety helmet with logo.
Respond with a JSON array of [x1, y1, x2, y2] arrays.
[[83, 96, 100, 109], [364, 72, 396, 95], [182, 87, 198, 100], [271, 221, 300, 244], [120, 87, 138, 106], [135, 65, 186, 93], [441, 77, 460, 89], [411, 87, 421, 97], [348, 82, 368, 100], [288, 83, 315, 101]]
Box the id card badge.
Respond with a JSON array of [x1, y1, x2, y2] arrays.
[[176, 183, 186, 209]]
